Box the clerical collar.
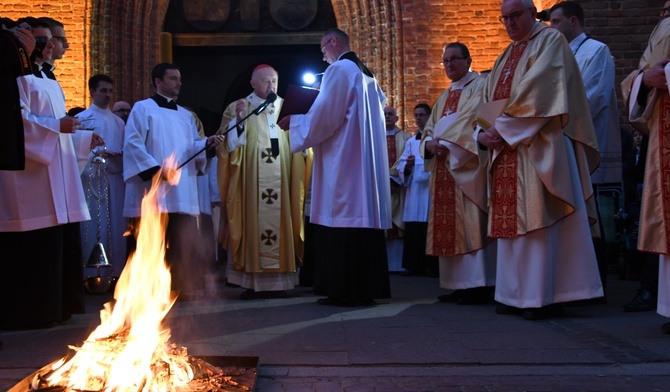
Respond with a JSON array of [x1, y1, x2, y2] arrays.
[[513, 21, 542, 45], [386, 127, 401, 136], [247, 92, 263, 106], [450, 72, 477, 90], [569, 33, 590, 55], [151, 94, 178, 110], [91, 103, 109, 112], [337, 50, 352, 61], [157, 93, 174, 102]]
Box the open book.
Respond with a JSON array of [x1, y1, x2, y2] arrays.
[[476, 99, 508, 129], [278, 85, 320, 121]]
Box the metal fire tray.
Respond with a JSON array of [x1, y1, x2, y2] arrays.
[[9, 355, 258, 392]]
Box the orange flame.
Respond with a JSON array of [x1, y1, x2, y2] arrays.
[[40, 156, 195, 390]]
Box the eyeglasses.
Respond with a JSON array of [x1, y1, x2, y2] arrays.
[[320, 38, 333, 54], [499, 7, 532, 24], [661, 7, 670, 16], [52, 35, 68, 44], [441, 57, 466, 65]]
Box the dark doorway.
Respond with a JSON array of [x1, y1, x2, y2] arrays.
[[174, 44, 326, 134]]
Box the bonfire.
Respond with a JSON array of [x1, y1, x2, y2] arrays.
[[23, 159, 251, 391]]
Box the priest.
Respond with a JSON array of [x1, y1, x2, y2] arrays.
[[217, 64, 306, 299], [278, 28, 391, 306], [421, 42, 496, 305], [477, 0, 603, 320]]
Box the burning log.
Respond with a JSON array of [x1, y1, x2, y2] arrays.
[[10, 159, 257, 391]]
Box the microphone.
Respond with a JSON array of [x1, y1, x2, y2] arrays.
[[252, 92, 278, 115], [177, 92, 278, 169]]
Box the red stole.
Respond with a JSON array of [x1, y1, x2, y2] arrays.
[[490, 41, 528, 238], [387, 134, 397, 168], [660, 92, 670, 251], [429, 89, 463, 256]]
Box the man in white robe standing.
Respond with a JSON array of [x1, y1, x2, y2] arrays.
[[0, 24, 100, 329], [395, 103, 438, 278], [123, 63, 223, 298], [422, 42, 496, 305], [78, 74, 127, 279], [217, 65, 305, 299], [278, 28, 391, 306], [549, 0, 621, 303], [478, 0, 603, 320]]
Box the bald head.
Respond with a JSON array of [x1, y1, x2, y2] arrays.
[[250, 66, 278, 100], [112, 101, 132, 123]]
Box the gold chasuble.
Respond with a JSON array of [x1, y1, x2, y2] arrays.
[[484, 23, 600, 238], [622, 17, 670, 254], [217, 95, 307, 275], [422, 72, 490, 257]]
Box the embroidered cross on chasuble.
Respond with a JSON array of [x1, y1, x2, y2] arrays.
[[257, 113, 282, 269], [490, 41, 528, 238]]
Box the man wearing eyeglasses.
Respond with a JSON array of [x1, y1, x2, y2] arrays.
[[477, 0, 603, 320], [421, 42, 496, 305], [32, 17, 66, 80], [112, 101, 133, 124], [278, 28, 391, 307], [621, 11, 670, 335]]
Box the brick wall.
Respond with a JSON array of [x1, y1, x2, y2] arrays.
[[332, 0, 664, 131], [1, 0, 665, 127], [0, 0, 169, 110], [1, 0, 91, 110]]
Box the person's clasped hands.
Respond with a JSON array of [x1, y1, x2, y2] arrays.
[[477, 126, 504, 150], [642, 57, 670, 90]]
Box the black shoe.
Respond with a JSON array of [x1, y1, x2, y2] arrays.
[[623, 290, 656, 312], [522, 304, 564, 320], [457, 287, 494, 305], [438, 290, 463, 303], [495, 303, 522, 315], [662, 322, 670, 334]]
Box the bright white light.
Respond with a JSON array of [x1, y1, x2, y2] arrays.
[[302, 73, 316, 85]]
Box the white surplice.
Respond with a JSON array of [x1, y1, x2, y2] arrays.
[[396, 136, 430, 223], [0, 75, 92, 232], [289, 58, 391, 230], [123, 98, 208, 217], [570, 33, 621, 185], [77, 104, 128, 277]]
